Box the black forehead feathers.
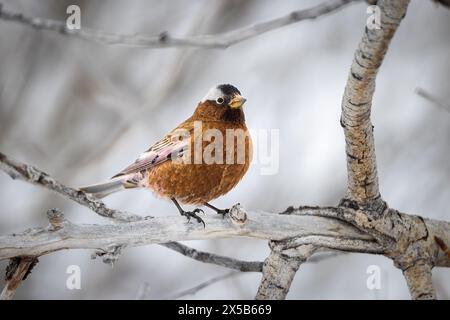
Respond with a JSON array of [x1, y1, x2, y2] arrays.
[[217, 84, 241, 96]]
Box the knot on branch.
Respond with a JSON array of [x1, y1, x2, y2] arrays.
[[435, 236, 450, 259], [337, 198, 396, 243], [228, 203, 247, 226], [339, 197, 387, 216], [46, 208, 66, 231], [26, 165, 43, 183], [365, 210, 434, 273], [159, 31, 169, 43], [92, 245, 124, 267], [269, 240, 317, 262]]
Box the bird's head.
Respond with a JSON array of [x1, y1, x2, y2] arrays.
[[201, 84, 246, 109], [193, 84, 247, 123]]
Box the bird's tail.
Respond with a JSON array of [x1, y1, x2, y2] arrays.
[[79, 176, 131, 199]]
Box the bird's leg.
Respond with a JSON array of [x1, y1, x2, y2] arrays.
[[204, 202, 229, 217], [171, 198, 205, 227]]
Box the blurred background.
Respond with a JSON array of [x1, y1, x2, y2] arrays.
[[0, 0, 449, 299]]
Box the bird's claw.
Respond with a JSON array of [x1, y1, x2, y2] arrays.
[[194, 208, 205, 215], [180, 209, 205, 228]]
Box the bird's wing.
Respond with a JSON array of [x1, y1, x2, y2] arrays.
[[111, 128, 191, 178]]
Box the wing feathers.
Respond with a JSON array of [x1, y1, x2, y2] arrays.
[[112, 134, 189, 178]]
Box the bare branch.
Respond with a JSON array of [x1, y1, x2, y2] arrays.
[[416, 87, 450, 113], [0, 204, 381, 261], [0, 1, 358, 49], [340, 0, 410, 204]]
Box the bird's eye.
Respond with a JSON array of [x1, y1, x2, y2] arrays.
[[216, 97, 224, 104]]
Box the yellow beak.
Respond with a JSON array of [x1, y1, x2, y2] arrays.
[[229, 94, 247, 109]]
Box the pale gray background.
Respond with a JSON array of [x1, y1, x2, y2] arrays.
[[0, 0, 449, 299]]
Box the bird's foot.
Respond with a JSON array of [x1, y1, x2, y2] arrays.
[[204, 202, 230, 219], [180, 208, 205, 227], [215, 208, 229, 218]]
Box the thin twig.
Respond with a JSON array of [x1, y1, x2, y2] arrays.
[[416, 87, 450, 113], [0, 1, 358, 49], [135, 282, 151, 300], [166, 271, 240, 300]]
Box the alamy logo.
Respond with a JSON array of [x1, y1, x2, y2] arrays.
[[169, 121, 280, 175], [366, 265, 381, 290], [66, 5, 81, 30], [366, 5, 381, 30], [66, 265, 81, 290]]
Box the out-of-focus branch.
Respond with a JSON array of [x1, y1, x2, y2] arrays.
[[0, 1, 357, 49], [166, 271, 239, 300], [416, 87, 450, 113], [433, 0, 450, 8], [0, 257, 38, 300]]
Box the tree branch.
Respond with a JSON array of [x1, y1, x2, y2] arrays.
[[0, 151, 141, 222], [2, 150, 450, 301], [256, 245, 316, 300], [340, 0, 410, 204], [0, 203, 380, 261], [0, 151, 267, 272], [0, 152, 374, 270], [0, 1, 357, 49], [402, 263, 436, 300], [0, 257, 38, 300]]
